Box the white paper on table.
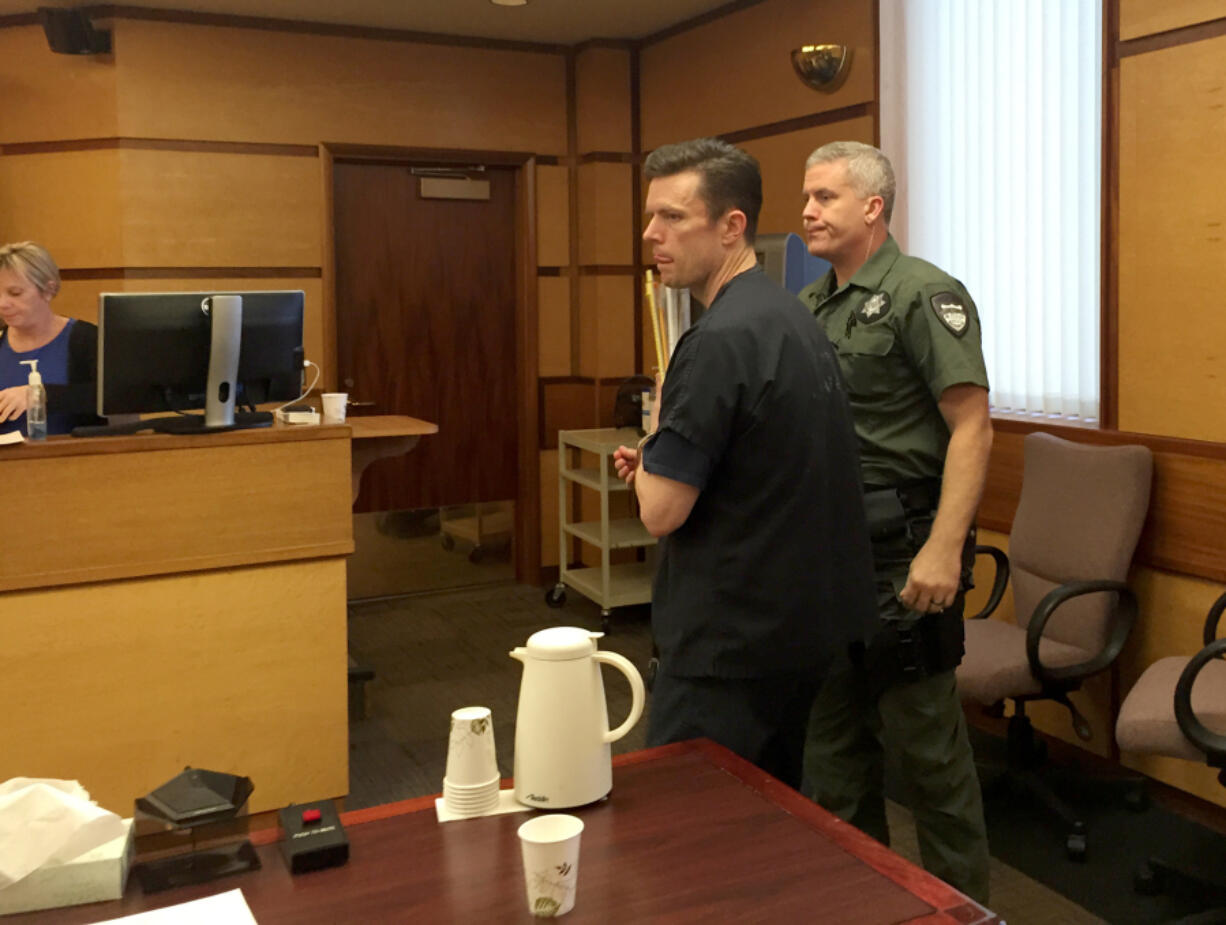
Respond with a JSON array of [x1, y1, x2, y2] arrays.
[[0, 431, 24, 446], [0, 779, 128, 889], [87, 888, 258, 924]]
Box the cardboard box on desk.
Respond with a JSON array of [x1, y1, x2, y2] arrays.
[[0, 819, 133, 917]]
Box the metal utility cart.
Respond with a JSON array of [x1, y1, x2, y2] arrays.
[[546, 427, 656, 632]]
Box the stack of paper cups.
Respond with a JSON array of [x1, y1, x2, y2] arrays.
[[443, 706, 500, 816]]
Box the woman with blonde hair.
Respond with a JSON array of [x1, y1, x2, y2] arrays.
[[0, 241, 101, 435]]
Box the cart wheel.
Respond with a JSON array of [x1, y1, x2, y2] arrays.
[[468, 545, 484, 564], [440, 534, 455, 551], [1066, 831, 1087, 862], [545, 585, 567, 608], [601, 610, 612, 634]]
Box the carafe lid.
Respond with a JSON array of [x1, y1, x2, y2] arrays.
[[522, 626, 603, 661]]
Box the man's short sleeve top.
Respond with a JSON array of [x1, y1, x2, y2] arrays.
[[648, 267, 878, 679], [799, 236, 989, 487]]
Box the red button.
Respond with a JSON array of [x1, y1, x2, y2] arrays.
[[302, 808, 322, 824]]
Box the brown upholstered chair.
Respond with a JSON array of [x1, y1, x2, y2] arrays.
[[956, 431, 1153, 859], [1116, 590, 1226, 911]]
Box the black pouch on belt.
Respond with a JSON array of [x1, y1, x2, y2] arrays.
[[863, 488, 908, 541]]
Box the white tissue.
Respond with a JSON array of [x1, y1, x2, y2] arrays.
[[0, 778, 129, 889]]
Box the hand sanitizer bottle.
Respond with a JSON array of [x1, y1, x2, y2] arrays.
[[19, 359, 46, 441]]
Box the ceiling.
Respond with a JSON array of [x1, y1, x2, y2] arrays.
[[0, 0, 737, 44]]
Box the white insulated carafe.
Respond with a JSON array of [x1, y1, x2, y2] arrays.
[[510, 626, 645, 809]]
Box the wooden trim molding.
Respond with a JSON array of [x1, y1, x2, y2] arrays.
[[981, 418, 1226, 584], [630, 44, 644, 376], [1119, 15, 1226, 57], [578, 152, 637, 164], [59, 267, 322, 280], [517, 158, 542, 583], [0, 138, 319, 157], [328, 144, 535, 166], [1100, 0, 1121, 429], [639, 0, 768, 47], [719, 104, 875, 145], [578, 265, 636, 275], [66, 4, 569, 54]]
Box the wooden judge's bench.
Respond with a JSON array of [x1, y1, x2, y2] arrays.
[[0, 416, 434, 817]]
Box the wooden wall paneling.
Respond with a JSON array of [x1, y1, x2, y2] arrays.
[[1116, 35, 1226, 442], [117, 148, 322, 268], [537, 275, 572, 377], [3, 558, 348, 816], [738, 116, 876, 235], [0, 150, 124, 266], [979, 421, 1226, 585], [111, 20, 568, 154], [535, 164, 571, 267], [577, 162, 635, 265], [1120, 0, 1226, 39], [539, 379, 598, 450], [639, 0, 875, 149], [57, 277, 325, 384], [578, 275, 636, 380], [0, 26, 118, 144], [574, 46, 632, 155], [539, 448, 560, 567]]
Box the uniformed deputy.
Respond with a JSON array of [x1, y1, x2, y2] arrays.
[[612, 138, 877, 790], [796, 141, 993, 904]]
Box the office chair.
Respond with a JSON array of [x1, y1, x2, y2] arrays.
[[1117, 590, 1226, 917], [956, 432, 1153, 859]]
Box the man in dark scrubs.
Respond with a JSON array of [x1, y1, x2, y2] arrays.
[[613, 137, 877, 789]]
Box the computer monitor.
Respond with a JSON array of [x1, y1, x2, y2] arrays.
[[95, 290, 305, 434]]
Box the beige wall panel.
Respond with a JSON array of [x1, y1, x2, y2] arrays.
[[640, 0, 875, 149], [0, 27, 118, 143], [113, 21, 567, 153], [2, 559, 348, 815], [117, 148, 322, 268], [540, 449, 560, 567], [578, 162, 634, 266], [0, 150, 123, 267], [740, 116, 876, 237], [1117, 38, 1226, 441], [578, 275, 636, 379], [537, 275, 571, 377], [1120, 0, 1226, 39], [536, 165, 571, 267], [58, 277, 325, 380], [575, 47, 632, 155]]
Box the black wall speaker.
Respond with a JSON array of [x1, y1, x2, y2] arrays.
[[38, 7, 112, 55]]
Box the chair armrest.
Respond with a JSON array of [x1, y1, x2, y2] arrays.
[[1203, 590, 1226, 647], [1175, 637, 1226, 766], [968, 545, 1010, 619], [1025, 580, 1137, 687]]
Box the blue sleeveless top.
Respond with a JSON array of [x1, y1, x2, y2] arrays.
[[0, 319, 76, 435]]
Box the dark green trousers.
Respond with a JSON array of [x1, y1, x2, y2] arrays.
[[802, 517, 990, 904]]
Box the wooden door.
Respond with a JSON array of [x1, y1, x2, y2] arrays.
[[334, 162, 518, 513]]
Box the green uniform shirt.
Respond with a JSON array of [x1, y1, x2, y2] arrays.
[[800, 235, 989, 488]]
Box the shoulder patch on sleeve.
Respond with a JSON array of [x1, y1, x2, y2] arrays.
[[929, 291, 969, 338]]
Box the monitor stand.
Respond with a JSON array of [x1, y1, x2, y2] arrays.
[[72, 411, 273, 439]]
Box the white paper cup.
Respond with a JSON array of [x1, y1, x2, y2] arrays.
[[321, 392, 348, 423], [518, 814, 583, 917], [444, 706, 498, 787]]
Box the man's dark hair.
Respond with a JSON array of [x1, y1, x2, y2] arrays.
[[643, 138, 762, 243]]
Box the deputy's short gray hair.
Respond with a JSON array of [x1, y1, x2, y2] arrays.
[[805, 141, 896, 224], [0, 241, 60, 298]]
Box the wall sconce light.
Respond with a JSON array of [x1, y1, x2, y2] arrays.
[[791, 45, 851, 92]]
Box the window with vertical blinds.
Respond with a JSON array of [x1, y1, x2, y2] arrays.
[[880, 0, 1102, 421]]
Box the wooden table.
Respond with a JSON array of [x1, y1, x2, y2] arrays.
[[12, 740, 999, 924]]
